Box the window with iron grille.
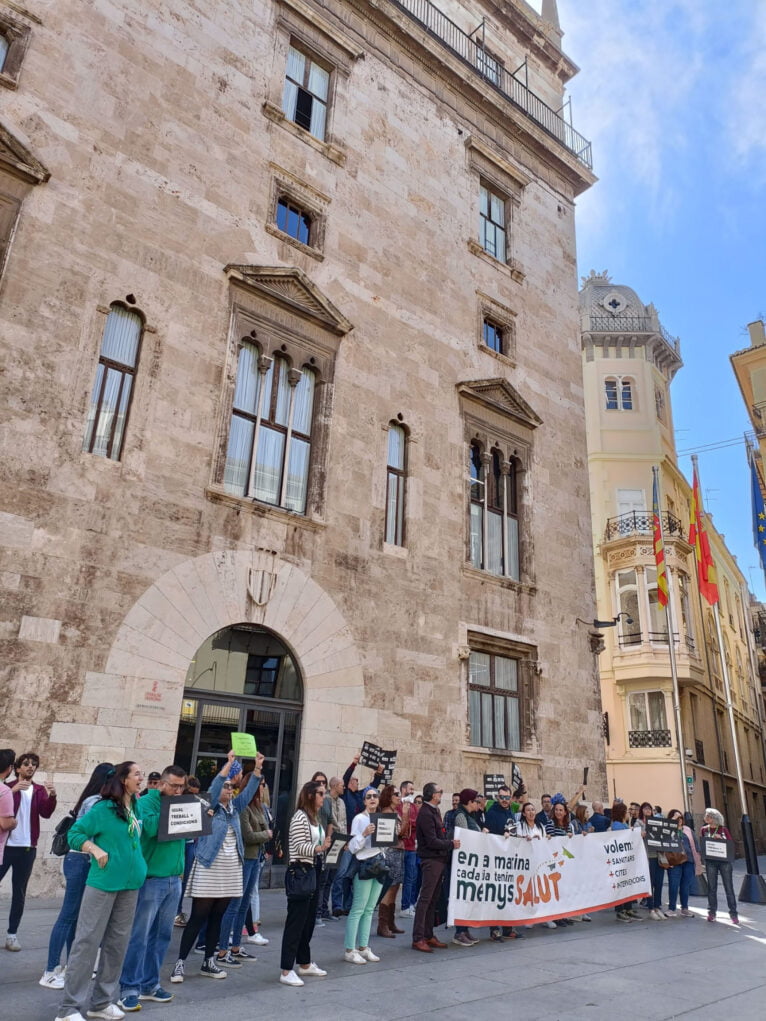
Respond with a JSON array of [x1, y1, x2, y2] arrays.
[[479, 182, 506, 262], [282, 43, 330, 140], [82, 303, 143, 461], [627, 691, 671, 747], [468, 650, 520, 751]]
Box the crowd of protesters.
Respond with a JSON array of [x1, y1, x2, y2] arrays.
[[0, 745, 743, 1019]]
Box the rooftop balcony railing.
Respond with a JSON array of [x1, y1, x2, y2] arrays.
[[604, 510, 685, 542], [585, 316, 680, 354], [389, 0, 593, 169]]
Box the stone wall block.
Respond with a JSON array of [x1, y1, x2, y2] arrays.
[[0, 512, 35, 549], [18, 615, 62, 643], [50, 722, 137, 747]]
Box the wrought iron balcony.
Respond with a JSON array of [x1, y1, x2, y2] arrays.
[[604, 510, 685, 542], [628, 729, 672, 748], [617, 631, 695, 654], [587, 316, 680, 354], [388, 0, 593, 169]]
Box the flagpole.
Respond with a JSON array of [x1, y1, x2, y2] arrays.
[[653, 465, 689, 815], [693, 454, 766, 903]]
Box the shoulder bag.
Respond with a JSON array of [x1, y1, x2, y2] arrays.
[[51, 811, 76, 857], [285, 861, 316, 900]]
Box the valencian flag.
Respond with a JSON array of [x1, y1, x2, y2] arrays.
[[652, 474, 669, 608], [688, 465, 719, 605], [750, 456, 766, 572]]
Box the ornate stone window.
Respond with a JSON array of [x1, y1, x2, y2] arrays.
[[282, 42, 330, 140], [266, 165, 328, 259], [459, 379, 540, 584], [385, 421, 407, 546], [0, 124, 50, 282], [477, 292, 516, 364], [211, 266, 352, 519], [466, 632, 537, 753], [0, 11, 32, 90], [604, 375, 635, 411], [82, 303, 144, 461]]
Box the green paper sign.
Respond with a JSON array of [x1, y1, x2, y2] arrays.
[[231, 732, 257, 757]]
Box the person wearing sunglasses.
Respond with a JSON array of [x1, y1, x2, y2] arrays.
[[169, 751, 260, 983], [344, 787, 385, 965], [485, 787, 524, 942]]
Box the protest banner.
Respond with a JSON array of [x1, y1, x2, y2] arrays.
[[645, 818, 683, 852], [448, 827, 650, 927], [157, 795, 213, 842]]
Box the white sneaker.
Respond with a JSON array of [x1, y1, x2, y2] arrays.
[[358, 947, 380, 962], [246, 932, 269, 945], [279, 969, 304, 987], [343, 949, 367, 965], [40, 966, 66, 989], [297, 962, 327, 977], [86, 1007, 125, 1020], [5, 933, 21, 951], [664, 910, 680, 918], [543, 921, 557, 929]]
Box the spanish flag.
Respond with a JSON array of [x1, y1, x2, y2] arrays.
[[652, 473, 669, 608], [688, 465, 719, 605]]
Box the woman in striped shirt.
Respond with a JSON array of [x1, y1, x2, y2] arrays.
[[279, 780, 331, 987]]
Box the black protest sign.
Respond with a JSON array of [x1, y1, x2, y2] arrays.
[[324, 832, 349, 868], [645, 818, 683, 852], [157, 795, 213, 842], [484, 774, 506, 799], [360, 741, 397, 782], [370, 813, 398, 847], [701, 836, 735, 862]]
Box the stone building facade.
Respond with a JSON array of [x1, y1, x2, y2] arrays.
[[581, 273, 766, 844], [0, 0, 603, 882]]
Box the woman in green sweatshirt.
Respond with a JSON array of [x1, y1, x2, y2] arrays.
[[55, 761, 147, 1021]]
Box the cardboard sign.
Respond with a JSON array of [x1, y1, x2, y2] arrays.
[[645, 818, 683, 852], [360, 741, 397, 782], [702, 836, 735, 862], [157, 795, 213, 842], [231, 732, 257, 757], [370, 813, 398, 847], [484, 773, 506, 799], [324, 832, 349, 868]]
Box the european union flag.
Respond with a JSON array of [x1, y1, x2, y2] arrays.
[[750, 457, 766, 571]]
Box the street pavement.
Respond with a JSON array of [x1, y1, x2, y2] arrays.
[[4, 856, 766, 1020]]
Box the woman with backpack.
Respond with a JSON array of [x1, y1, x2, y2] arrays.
[[54, 761, 147, 1021], [39, 763, 114, 989]]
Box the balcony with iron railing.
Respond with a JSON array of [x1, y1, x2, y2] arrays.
[[604, 510, 685, 542], [618, 630, 696, 654], [387, 0, 593, 169]]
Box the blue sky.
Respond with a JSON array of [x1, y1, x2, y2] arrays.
[[553, 0, 766, 598]]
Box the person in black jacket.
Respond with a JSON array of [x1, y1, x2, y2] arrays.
[[483, 786, 524, 943], [411, 783, 459, 953]]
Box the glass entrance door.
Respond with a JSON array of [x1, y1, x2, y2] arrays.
[[174, 624, 304, 864]]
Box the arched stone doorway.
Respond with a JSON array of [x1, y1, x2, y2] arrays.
[[174, 623, 302, 858]]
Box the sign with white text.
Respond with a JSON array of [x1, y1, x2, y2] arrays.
[[448, 827, 650, 926], [645, 818, 683, 852], [360, 741, 397, 782], [157, 795, 213, 842]]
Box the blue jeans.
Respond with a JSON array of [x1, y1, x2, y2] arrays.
[[331, 850, 354, 913], [219, 858, 258, 950], [47, 852, 91, 971], [706, 860, 737, 915], [648, 857, 665, 910], [401, 850, 418, 910], [667, 861, 694, 911], [119, 875, 180, 997]]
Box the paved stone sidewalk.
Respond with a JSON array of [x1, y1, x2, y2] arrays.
[[4, 859, 766, 1020]]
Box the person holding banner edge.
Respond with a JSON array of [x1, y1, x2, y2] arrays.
[[412, 783, 460, 954]]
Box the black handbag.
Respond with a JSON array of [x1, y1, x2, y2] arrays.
[[285, 861, 317, 900], [51, 812, 76, 857], [358, 852, 390, 882]]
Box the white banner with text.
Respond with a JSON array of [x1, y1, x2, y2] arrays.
[[448, 827, 651, 926]]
